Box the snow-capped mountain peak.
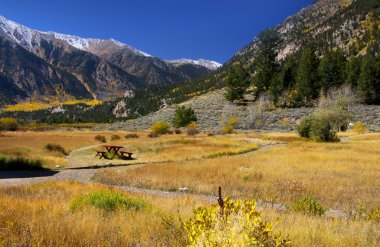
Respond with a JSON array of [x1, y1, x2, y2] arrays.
[[0, 15, 219, 70], [0, 15, 151, 57], [168, 58, 222, 71], [0, 15, 36, 49], [44, 32, 102, 50]]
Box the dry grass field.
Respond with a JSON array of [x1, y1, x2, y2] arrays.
[[0, 130, 129, 168], [0, 130, 379, 246], [95, 132, 380, 210], [0, 131, 271, 168], [0, 182, 378, 247]]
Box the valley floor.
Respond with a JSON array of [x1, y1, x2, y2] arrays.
[[0, 130, 379, 246]]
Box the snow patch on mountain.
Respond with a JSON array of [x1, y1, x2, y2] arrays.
[[168, 59, 222, 71]]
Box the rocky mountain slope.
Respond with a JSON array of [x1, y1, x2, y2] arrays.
[[230, 0, 378, 66], [0, 34, 91, 104], [0, 15, 220, 104]]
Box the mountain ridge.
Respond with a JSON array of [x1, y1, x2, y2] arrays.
[[0, 15, 220, 69], [0, 15, 220, 105]]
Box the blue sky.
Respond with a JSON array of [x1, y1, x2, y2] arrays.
[[1, 0, 313, 63]]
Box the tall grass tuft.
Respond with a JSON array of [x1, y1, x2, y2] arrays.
[[70, 190, 149, 212], [0, 156, 46, 170]]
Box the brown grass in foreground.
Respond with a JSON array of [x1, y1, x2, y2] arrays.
[[0, 182, 202, 246], [0, 182, 378, 246], [95, 132, 380, 210]]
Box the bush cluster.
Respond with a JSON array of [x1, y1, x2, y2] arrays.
[[111, 135, 120, 140], [185, 197, 290, 246], [288, 194, 327, 216], [151, 121, 170, 135], [125, 133, 139, 139], [297, 107, 350, 142], [94, 135, 107, 143], [0, 118, 18, 131]]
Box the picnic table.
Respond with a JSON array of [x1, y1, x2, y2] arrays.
[[95, 145, 133, 160], [103, 145, 124, 159]]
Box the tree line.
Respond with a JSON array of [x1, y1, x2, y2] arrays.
[[225, 29, 380, 106]]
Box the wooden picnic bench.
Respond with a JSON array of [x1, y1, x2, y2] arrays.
[[95, 145, 133, 160], [103, 145, 124, 159], [95, 150, 107, 159], [119, 151, 133, 159]]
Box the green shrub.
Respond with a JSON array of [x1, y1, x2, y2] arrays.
[[288, 194, 327, 216], [297, 116, 312, 138], [151, 121, 170, 135], [297, 108, 349, 142], [125, 133, 139, 139], [70, 190, 149, 212], [172, 106, 197, 128], [44, 143, 68, 156], [186, 122, 199, 136], [309, 111, 338, 142], [0, 156, 45, 171], [95, 135, 107, 143], [111, 135, 120, 140], [0, 118, 18, 131], [185, 197, 290, 246]]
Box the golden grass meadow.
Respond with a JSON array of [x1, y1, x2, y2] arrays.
[[0, 130, 379, 246]]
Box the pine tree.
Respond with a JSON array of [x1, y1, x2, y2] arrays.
[[252, 29, 280, 94], [269, 74, 283, 105], [172, 106, 197, 128], [318, 49, 346, 95], [296, 46, 320, 101], [345, 56, 361, 87], [358, 44, 380, 104], [224, 64, 250, 102], [281, 56, 298, 89]]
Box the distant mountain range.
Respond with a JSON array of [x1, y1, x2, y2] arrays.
[[0, 15, 221, 104]]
